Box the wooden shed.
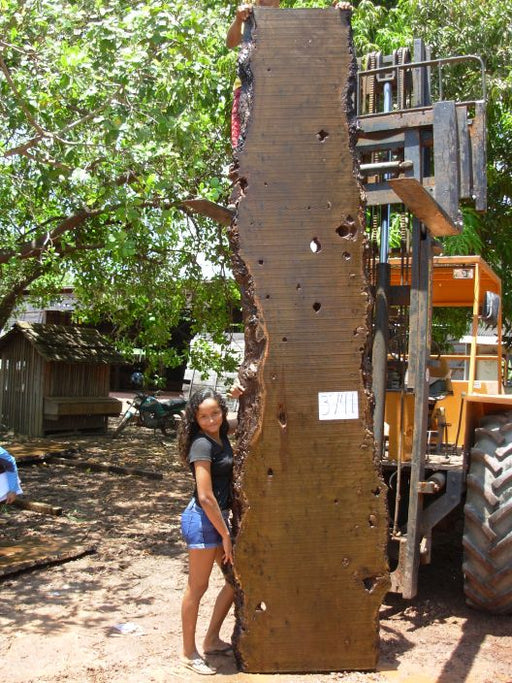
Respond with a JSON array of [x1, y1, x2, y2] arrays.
[[0, 322, 124, 436]]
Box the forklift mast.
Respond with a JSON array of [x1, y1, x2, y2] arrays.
[[357, 39, 487, 598]]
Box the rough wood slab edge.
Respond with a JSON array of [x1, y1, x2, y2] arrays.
[[0, 543, 96, 578], [182, 199, 234, 226], [388, 177, 462, 236]]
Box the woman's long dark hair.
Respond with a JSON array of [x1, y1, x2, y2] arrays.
[[177, 388, 229, 466]]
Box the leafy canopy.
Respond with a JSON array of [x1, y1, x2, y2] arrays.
[[0, 0, 240, 374], [347, 0, 512, 333], [1, 0, 511, 376]]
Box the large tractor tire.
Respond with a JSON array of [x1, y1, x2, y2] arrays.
[[463, 411, 512, 614]]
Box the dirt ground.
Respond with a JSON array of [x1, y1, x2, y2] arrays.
[[1, 422, 511, 683]]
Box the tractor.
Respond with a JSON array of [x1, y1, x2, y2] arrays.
[[359, 39, 511, 613]]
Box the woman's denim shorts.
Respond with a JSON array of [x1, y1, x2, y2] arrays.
[[181, 499, 230, 549]]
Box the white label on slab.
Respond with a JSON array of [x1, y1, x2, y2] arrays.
[[318, 391, 359, 420]]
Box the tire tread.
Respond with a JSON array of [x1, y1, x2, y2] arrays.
[[463, 415, 512, 614]]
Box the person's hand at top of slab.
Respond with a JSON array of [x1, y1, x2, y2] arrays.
[[334, 1, 353, 10], [226, 0, 280, 49], [228, 379, 245, 399]]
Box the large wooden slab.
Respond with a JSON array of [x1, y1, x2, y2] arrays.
[[229, 8, 389, 673]]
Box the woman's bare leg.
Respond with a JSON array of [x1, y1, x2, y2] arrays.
[[203, 547, 235, 653], [181, 547, 217, 658]]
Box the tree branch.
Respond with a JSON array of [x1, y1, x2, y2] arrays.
[[1, 59, 121, 159], [0, 264, 44, 331], [0, 239, 103, 330], [3, 135, 44, 159], [0, 196, 181, 265], [0, 209, 101, 264], [0, 52, 47, 137]]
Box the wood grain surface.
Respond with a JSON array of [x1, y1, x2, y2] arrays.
[[229, 7, 389, 673]]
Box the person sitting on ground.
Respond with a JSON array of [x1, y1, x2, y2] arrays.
[[0, 446, 23, 504]]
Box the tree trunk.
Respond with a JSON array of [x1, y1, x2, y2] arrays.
[[0, 265, 43, 331]]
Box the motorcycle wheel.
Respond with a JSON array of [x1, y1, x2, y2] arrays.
[[112, 409, 135, 438], [160, 415, 179, 437]]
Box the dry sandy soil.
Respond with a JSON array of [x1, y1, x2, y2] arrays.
[[1, 422, 511, 683]]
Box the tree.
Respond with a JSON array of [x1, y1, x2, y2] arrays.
[[406, 0, 512, 335], [0, 0, 241, 374], [346, 0, 512, 333], [1, 0, 510, 378]]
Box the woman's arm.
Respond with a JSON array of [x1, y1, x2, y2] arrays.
[[226, 4, 253, 49], [194, 461, 233, 564]]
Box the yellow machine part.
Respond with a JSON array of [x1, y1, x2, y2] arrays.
[[385, 380, 505, 460]]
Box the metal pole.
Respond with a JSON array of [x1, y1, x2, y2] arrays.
[[372, 82, 393, 457], [401, 38, 433, 599]]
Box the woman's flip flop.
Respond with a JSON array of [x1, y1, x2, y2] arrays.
[[181, 656, 216, 675]]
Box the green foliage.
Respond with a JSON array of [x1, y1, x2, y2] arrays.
[[346, 0, 512, 338], [0, 0, 510, 374], [441, 208, 484, 257], [417, 0, 512, 334], [432, 308, 472, 353], [0, 0, 238, 371], [188, 331, 241, 380]]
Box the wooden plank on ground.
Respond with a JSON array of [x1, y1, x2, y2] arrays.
[[229, 7, 389, 673], [6, 442, 75, 463], [0, 535, 95, 577], [47, 455, 163, 480], [12, 498, 63, 516]]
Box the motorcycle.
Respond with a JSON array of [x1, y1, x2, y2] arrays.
[[113, 390, 186, 438]]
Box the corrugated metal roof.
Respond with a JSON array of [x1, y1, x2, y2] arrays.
[[0, 322, 125, 365]]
